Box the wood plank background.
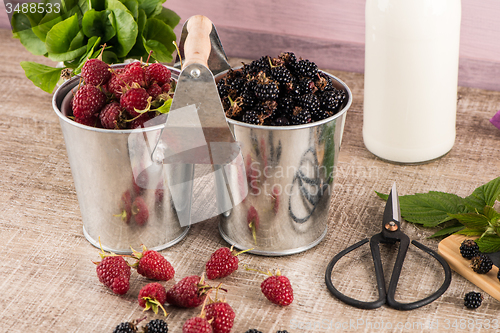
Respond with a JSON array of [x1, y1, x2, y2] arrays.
[[1, 0, 499, 91]]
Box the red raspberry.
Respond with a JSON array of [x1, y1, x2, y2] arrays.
[[260, 269, 293, 306], [124, 61, 142, 70], [81, 58, 111, 86], [130, 112, 154, 129], [72, 85, 106, 119], [99, 102, 125, 129], [138, 282, 168, 316], [145, 63, 171, 86], [75, 115, 99, 127], [132, 196, 149, 226], [162, 81, 171, 93], [206, 246, 250, 280], [106, 71, 127, 98], [125, 64, 146, 87], [205, 300, 235, 333], [147, 83, 163, 100], [130, 245, 175, 281], [166, 275, 210, 308], [183, 317, 213, 333], [121, 87, 150, 117], [94, 254, 131, 295]]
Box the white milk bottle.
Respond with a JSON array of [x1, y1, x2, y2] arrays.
[[363, 0, 461, 163]]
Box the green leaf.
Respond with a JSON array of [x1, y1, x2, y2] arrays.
[[82, 9, 116, 42], [454, 228, 485, 237], [138, 0, 164, 17], [375, 191, 389, 201], [428, 224, 465, 238], [73, 36, 102, 74], [447, 212, 489, 229], [120, 0, 139, 20], [475, 235, 500, 253], [102, 50, 119, 63], [151, 6, 180, 28], [45, 13, 80, 54], [107, 7, 138, 57], [12, 14, 47, 56], [32, 11, 63, 42], [464, 177, 500, 212], [142, 18, 176, 62], [126, 9, 148, 58], [156, 98, 172, 114], [484, 205, 500, 223], [20, 61, 63, 93]]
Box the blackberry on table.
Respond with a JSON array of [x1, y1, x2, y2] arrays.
[[470, 254, 493, 274], [464, 291, 483, 309], [144, 319, 168, 333], [244, 330, 263, 333], [459, 239, 479, 259], [113, 322, 137, 333]]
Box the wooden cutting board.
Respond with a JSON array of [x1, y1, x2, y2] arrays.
[[438, 234, 500, 301]]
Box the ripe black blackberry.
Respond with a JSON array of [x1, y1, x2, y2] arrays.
[[144, 319, 168, 333], [295, 93, 320, 113], [254, 73, 279, 100], [292, 59, 318, 78], [315, 72, 335, 91], [290, 107, 312, 125], [277, 331, 290, 333], [279, 51, 297, 67], [311, 109, 330, 121], [217, 78, 230, 98], [464, 291, 483, 309], [242, 109, 261, 125], [320, 88, 346, 113], [270, 66, 293, 86], [459, 239, 479, 259], [470, 254, 493, 274], [273, 116, 290, 126], [245, 56, 271, 76], [113, 322, 137, 333], [297, 77, 317, 95], [244, 330, 263, 333]]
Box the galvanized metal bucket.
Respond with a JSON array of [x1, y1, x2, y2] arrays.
[[218, 71, 352, 256], [52, 66, 189, 254]]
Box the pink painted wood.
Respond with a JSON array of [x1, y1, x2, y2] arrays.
[[1, 0, 499, 91]]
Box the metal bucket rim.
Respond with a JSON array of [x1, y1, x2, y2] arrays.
[[51, 63, 180, 134], [219, 67, 353, 130]]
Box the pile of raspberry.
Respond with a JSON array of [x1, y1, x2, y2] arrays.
[[70, 58, 174, 130], [217, 52, 346, 126]]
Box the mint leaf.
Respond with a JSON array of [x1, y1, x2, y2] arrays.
[[20, 62, 63, 93], [447, 212, 489, 229], [475, 235, 500, 253], [375, 191, 388, 201], [464, 177, 500, 212]]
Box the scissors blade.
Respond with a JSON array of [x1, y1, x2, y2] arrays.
[[383, 183, 401, 226]]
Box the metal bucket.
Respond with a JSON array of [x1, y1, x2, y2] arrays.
[[52, 66, 189, 254], [218, 71, 352, 255]]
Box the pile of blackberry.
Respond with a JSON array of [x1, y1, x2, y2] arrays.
[[217, 52, 346, 126]]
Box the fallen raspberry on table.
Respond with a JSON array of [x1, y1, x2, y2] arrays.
[[81, 58, 111, 86], [183, 317, 213, 333], [206, 246, 251, 280], [205, 299, 235, 333], [166, 275, 211, 308], [145, 63, 171, 86], [94, 252, 131, 295], [121, 87, 150, 117], [132, 196, 149, 226], [72, 84, 106, 119], [138, 282, 168, 316], [130, 245, 175, 281], [99, 101, 125, 129], [260, 269, 293, 306]]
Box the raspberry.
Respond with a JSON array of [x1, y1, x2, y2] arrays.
[[460, 239, 479, 259], [147, 83, 163, 100], [183, 317, 213, 333], [145, 63, 171, 86], [145, 319, 169, 333], [99, 102, 125, 129], [121, 87, 150, 117], [113, 322, 138, 333], [162, 81, 171, 93], [132, 196, 149, 226], [81, 58, 111, 86], [166, 275, 210, 308], [464, 291, 483, 309], [260, 269, 294, 306], [130, 245, 175, 281], [138, 282, 168, 316], [471, 254, 493, 274], [72, 85, 106, 119], [130, 112, 154, 129], [75, 115, 99, 127], [206, 247, 248, 280], [205, 300, 235, 333], [125, 64, 147, 87], [94, 254, 131, 295]]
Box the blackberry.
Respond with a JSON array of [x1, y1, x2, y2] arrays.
[[311, 109, 330, 121], [320, 89, 346, 113], [113, 322, 137, 333], [295, 93, 320, 113], [277, 331, 290, 333], [290, 107, 312, 125], [292, 59, 318, 78], [245, 56, 271, 76], [245, 330, 263, 333], [241, 80, 258, 108], [144, 319, 168, 333], [470, 254, 493, 274], [459, 239, 479, 259], [274, 117, 290, 126], [227, 77, 246, 94], [254, 73, 279, 100], [498, 269, 500, 282], [464, 291, 483, 309], [217, 78, 230, 98], [315, 72, 335, 91], [279, 51, 297, 67], [297, 77, 317, 95], [270, 66, 293, 86], [242, 110, 261, 125]]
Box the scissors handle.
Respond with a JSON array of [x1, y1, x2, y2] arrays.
[[325, 235, 452, 310]]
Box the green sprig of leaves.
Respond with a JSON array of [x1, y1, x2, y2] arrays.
[[13, 0, 180, 93], [376, 177, 500, 253]]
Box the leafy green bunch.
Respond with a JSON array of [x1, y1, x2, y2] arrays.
[[12, 0, 180, 93], [377, 177, 500, 253]]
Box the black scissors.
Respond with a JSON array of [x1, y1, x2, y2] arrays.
[[325, 183, 452, 310]]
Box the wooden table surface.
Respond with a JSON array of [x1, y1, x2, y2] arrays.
[[2, 27, 500, 332]]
